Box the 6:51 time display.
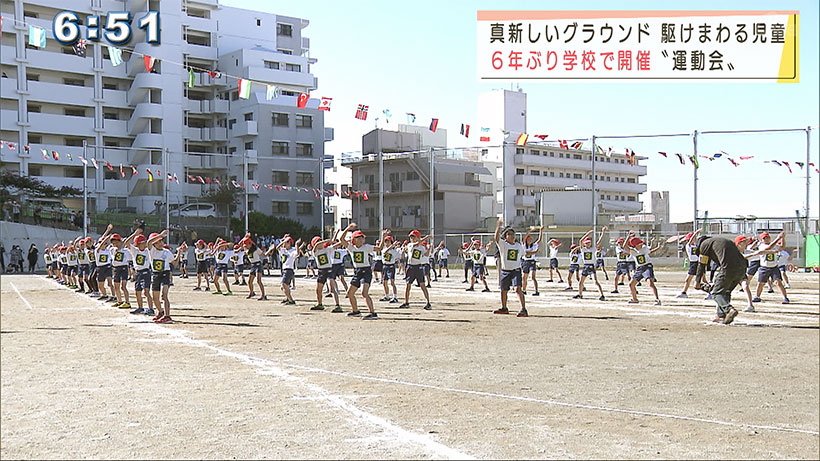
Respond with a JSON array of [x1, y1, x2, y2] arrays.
[[53, 10, 160, 45]]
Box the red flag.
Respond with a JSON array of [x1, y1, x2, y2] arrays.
[[533, 134, 548, 140], [657, 151, 668, 157], [559, 140, 568, 149], [156, 170, 161, 177], [24, 145, 30, 152], [120, 164, 125, 178], [144, 55, 156, 72], [188, 174, 196, 182], [313, 189, 320, 199], [782, 161, 792, 173], [197, 176, 205, 184], [205, 177, 211, 184], [362, 191, 369, 201], [355, 104, 369, 120], [480, 136, 490, 142], [429, 118, 439, 132], [214, 178, 221, 186], [727, 158, 739, 167], [460, 124, 470, 138], [275, 185, 281, 191], [318, 97, 332, 111], [52, 151, 60, 160], [105, 161, 114, 171], [739, 156, 754, 160], [297, 92, 310, 108], [571, 141, 583, 150], [265, 184, 273, 189], [6, 142, 15, 150], [131, 165, 138, 175]]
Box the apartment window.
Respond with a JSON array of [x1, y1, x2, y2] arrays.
[[248, 201, 255, 212], [264, 60, 279, 70], [295, 143, 313, 157], [285, 63, 301, 72], [228, 119, 237, 129], [606, 176, 611, 181], [104, 111, 118, 120], [517, 210, 525, 216], [272, 113, 289, 126], [272, 141, 289, 155], [530, 170, 540, 176], [295, 114, 312, 128], [549, 152, 555, 157], [531, 150, 539, 156], [272, 170, 289, 184], [516, 168, 525, 175], [103, 82, 118, 90], [296, 202, 313, 215], [559, 172, 564, 178], [281, 90, 297, 96], [65, 167, 83, 178], [277, 23, 293, 36], [23, 11, 38, 18], [573, 154, 582, 160], [64, 138, 84, 147], [573, 173, 583, 179], [549, 171, 555, 177], [607, 195, 612, 200], [63, 78, 85, 87], [620, 177, 625, 182], [516, 148, 524, 155], [247, 169, 254, 180], [406, 171, 419, 181], [26, 73, 39, 81], [256, 18, 261, 26], [272, 201, 289, 214], [296, 172, 313, 186], [104, 169, 119, 180], [64, 108, 87, 117], [559, 152, 564, 158], [628, 196, 636, 202], [231, 91, 239, 101], [279, 49, 294, 56], [105, 140, 119, 147], [29, 165, 42, 176], [27, 104, 41, 113], [600, 194, 605, 200], [244, 112, 253, 121], [627, 178, 636, 183], [28, 135, 42, 143], [244, 141, 253, 150], [516, 189, 525, 196]]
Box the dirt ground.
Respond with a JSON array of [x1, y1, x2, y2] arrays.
[[1, 268, 818, 459]]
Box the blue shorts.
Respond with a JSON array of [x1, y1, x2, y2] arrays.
[[282, 268, 295, 285], [373, 260, 383, 272], [113, 265, 129, 282], [382, 264, 396, 281], [234, 264, 245, 274], [500, 268, 522, 291], [215, 263, 229, 276], [595, 259, 605, 268], [687, 261, 699, 276], [627, 261, 636, 271], [758, 266, 782, 283], [249, 262, 262, 275], [423, 264, 430, 276], [615, 262, 630, 275], [549, 258, 558, 269], [405, 264, 426, 285], [134, 269, 151, 291], [332, 263, 346, 278], [151, 271, 171, 290], [581, 264, 596, 277], [317, 267, 334, 284], [778, 265, 787, 273], [632, 264, 655, 282], [350, 267, 373, 287], [465, 259, 473, 270], [307, 259, 317, 268], [79, 264, 91, 277], [197, 261, 208, 274], [438, 258, 448, 268], [568, 264, 579, 274], [96, 264, 112, 281], [472, 263, 485, 278], [522, 260, 537, 273], [746, 260, 760, 276]]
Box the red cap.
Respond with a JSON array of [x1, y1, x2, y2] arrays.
[[462, 242, 469, 249], [582, 238, 591, 244], [616, 237, 625, 243], [208, 242, 214, 248], [110, 233, 122, 241], [759, 232, 770, 239], [570, 244, 578, 249], [311, 236, 321, 247], [148, 233, 160, 240], [409, 229, 421, 238], [196, 239, 205, 245], [384, 236, 393, 242], [134, 235, 147, 244], [233, 244, 240, 250], [628, 237, 644, 247], [283, 236, 294, 244], [403, 240, 408, 245], [734, 235, 748, 246], [352, 230, 365, 239], [163, 244, 170, 249]]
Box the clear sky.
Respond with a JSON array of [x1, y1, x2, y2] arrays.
[[222, 0, 819, 223]]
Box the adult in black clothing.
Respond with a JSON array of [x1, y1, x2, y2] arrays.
[[695, 233, 781, 324], [28, 244, 39, 272]]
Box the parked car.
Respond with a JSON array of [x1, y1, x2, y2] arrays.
[[169, 203, 217, 217]]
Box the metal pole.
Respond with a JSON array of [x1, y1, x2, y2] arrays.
[[429, 147, 434, 240], [806, 127, 811, 235], [320, 157, 325, 238], [591, 136, 597, 241], [502, 141, 507, 223], [164, 148, 169, 237], [378, 151, 384, 236], [692, 130, 698, 232], [243, 151, 248, 233], [82, 140, 88, 237]]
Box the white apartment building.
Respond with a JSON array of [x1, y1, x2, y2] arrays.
[[1, 0, 332, 229], [477, 89, 648, 227]]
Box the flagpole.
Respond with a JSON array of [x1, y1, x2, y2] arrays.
[[164, 148, 170, 239], [806, 126, 812, 238], [378, 150, 384, 237], [591, 135, 597, 242], [243, 150, 249, 234], [320, 156, 325, 238], [429, 147, 434, 241], [82, 140, 88, 237], [692, 130, 698, 233]]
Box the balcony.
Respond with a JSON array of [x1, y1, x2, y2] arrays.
[[514, 195, 537, 207], [186, 154, 228, 170], [514, 174, 648, 194], [600, 199, 643, 213], [128, 102, 163, 135], [245, 66, 317, 90], [184, 43, 217, 60], [232, 120, 257, 137], [0, 110, 20, 131], [28, 113, 94, 136], [514, 153, 647, 176], [25, 144, 86, 166], [0, 78, 20, 99], [25, 47, 95, 75], [102, 119, 129, 138], [24, 80, 93, 105], [133, 133, 164, 149]]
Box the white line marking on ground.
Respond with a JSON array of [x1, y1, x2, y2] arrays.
[[127, 321, 473, 459], [9, 281, 33, 310]]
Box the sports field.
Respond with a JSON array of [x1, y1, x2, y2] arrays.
[[2, 270, 818, 459]]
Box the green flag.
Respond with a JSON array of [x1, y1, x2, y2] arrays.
[[188, 68, 195, 88]]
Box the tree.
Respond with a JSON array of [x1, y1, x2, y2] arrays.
[[231, 212, 319, 241], [201, 185, 240, 217], [0, 171, 82, 204]]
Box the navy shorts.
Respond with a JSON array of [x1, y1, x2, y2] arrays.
[[500, 268, 523, 291], [581, 264, 596, 277], [350, 267, 373, 287], [405, 264, 426, 285], [113, 265, 129, 282], [151, 271, 171, 291], [373, 260, 383, 272], [627, 261, 636, 271], [332, 263, 346, 278], [96, 264, 112, 281], [549, 258, 558, 269], [472, 263, 485, 278], [67, 265, 77, 276], [758, 266, 782, 283], [317, 267, 334, 284], [215, 263, 229, 276], [307, 259, 316, 268], [234, 264, 245, 274], [79, 264, 91, 277], [687, 261, 699, 276], [465, 259, 473, 270], [632, 264, 655, 282], [249, 262, 262, 275], [197, 261, 208, 274], [134, 269, 151, 291], [423, 264, 430, 276], [282, 268, 295, 285], [522, 260, 537, 274], [778, 265, 787, 273], [382, 264, 396, 281], [568, 264, 579, 274], [616, 262, 630, 275], [595, 259, 605, 268], [438, 258, 448, 268], [746, 260, 760, 276]]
